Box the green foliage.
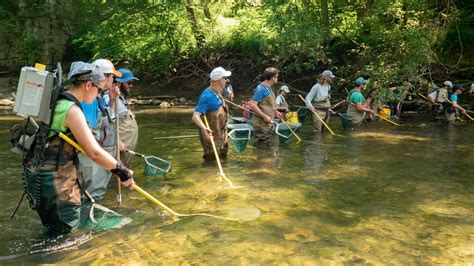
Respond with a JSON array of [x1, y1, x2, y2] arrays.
[[1, 0, 473, 96], [74, 3, 196, 78]]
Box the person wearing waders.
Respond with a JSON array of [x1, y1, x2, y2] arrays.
[[304, 70, 335, 132], [445, 84, 467, 124], [24, 62, 134, 235], [276, 85, 290, 113], [346, 77, 376, 126], [248, 67, 280, 143], [427, 80, 453, 120], [79, 59, 122, 205], [192, 67, 231, 161], [109, 68, 139, 167]]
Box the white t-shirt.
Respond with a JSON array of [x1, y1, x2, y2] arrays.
[[305, 83, 330, 109], [276, 94, 286, 106], [428, 88, 448, 102]]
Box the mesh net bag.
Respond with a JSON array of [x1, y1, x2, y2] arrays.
[[275, 122, 301, 143], [297, 107, 308, 123], [339, 113, 353, 129], [143, 156, 171, 176], [228, 128, 251, 153]]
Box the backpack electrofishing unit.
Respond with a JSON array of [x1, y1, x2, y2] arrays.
[[10, 63, 76, 213]]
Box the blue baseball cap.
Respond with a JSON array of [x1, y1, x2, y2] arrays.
[[355, 77, 368, 86], [452, 84, 464, 91], [116, 68, 139, 83]]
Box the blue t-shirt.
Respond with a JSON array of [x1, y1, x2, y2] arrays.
[[81, 97, 108, 128], [194, 87, 223, 114], [450, 93, 458, 102], [81, 99, 99, 128], [252, 83, 272, 102]]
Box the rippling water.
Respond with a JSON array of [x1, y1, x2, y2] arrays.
[[0, 108, 473, 264]]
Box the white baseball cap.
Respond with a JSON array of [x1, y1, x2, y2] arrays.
[[280, 85, 290, 93], [443, 80, 453, 89], [210, 67, 231, 81], [92, 59, 122, 77]]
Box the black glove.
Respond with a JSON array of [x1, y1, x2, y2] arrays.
[[111, 163, 132, 182]]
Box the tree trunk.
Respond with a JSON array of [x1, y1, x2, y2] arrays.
[[319, 0, 330, 42], [185, 0, 205, 44], [201, 0, 212, 20]]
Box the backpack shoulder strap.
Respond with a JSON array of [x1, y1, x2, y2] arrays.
[[58, 92, 83, 111]]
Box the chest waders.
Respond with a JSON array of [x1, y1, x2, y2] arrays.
[[346, 91, 366, 126], [118, 96, 139, 167], [23, 93, 83, 234], [199, 98, 229, 161], [78, 96, 115, 202], [311, 98, 331, 132], [253, 87, 276, 142], [277, 95, 289, 110], [443, 100, 457, 123]]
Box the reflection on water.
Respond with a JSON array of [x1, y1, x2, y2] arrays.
[[0, 109, 473, 264]]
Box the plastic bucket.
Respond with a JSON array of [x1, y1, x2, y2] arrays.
[[379, 107, 391, 119], [285, 112, 299, 123]]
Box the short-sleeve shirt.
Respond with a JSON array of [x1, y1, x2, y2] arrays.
[[194, 87, 223, 114], [81, 98, 99, 128], [349, 89, 365, 104], [252, 83, 272, 102], [276, 94, 286, 106], [450, 93, 458, 102]]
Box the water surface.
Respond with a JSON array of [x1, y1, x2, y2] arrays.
[[0, 108, 472, 264]]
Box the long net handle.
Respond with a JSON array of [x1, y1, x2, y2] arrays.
[[443, 96, 474, 121], [373, 113, 401, 126], [203, 116, 235, 188], [298, 94, 336, 135], [281, 120, 302, 142], [223, 98, 254, 114], [115, 97, 122, 205], [417, 92, 429, 101], [57, 133, 235, 221]]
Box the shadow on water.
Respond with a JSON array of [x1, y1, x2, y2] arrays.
[[0, 109, 473, 264]]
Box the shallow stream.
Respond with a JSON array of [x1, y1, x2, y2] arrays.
[[0, 108, 472, 264]]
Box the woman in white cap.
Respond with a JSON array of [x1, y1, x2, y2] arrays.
[[427, 80, 453, 120], [192, 67, 231, 160], [304, 70, 335, 132], [23, 61, 134, 235], [276, 85, 290, 113]]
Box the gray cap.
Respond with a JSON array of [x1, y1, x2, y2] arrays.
[[68, 61, 105, 86], [321, 70, 335, 78]]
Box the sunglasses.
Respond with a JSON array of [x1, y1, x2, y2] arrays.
[[91, 82, 103, 91]]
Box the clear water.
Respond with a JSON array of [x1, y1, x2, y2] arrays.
[[0, 108, 472, 264]]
